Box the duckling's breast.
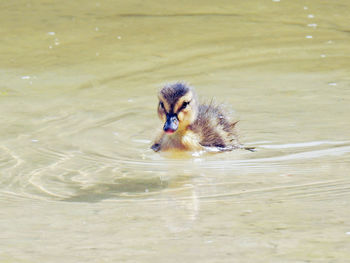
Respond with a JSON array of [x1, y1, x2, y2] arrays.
[[161, 131, 202, 151]]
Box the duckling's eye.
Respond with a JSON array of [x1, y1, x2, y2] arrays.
[[159, 101, 165, 110], [180, 101, 190, 110]]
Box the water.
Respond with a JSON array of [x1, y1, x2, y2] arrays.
[[1, 0, 350, 262]]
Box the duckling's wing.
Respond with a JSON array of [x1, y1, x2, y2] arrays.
[[192, 104, 240, 149]]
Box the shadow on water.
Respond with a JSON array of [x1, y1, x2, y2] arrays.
[[61, 177, 169, 202], [60, 173, 196, 203]]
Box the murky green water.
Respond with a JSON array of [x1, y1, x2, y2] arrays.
[[1, 0, 350, 262]]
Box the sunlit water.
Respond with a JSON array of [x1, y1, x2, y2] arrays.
[[1, 0, 350, 262]]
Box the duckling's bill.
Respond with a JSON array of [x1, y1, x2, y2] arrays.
[[163, 114, 179, 134]]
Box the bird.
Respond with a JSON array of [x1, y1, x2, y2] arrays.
[[151, 82, 252, 152]]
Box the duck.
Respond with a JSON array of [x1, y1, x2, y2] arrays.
[[151, 82, 252, 152]]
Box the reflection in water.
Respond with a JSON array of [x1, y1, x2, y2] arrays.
[[161, 188, 200, 233], [1, 0, 350, 262]]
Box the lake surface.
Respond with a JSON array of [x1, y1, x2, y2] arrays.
[[1, 0, 350, 262]]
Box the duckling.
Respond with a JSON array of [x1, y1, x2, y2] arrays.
[[151, 82, 249, 152]]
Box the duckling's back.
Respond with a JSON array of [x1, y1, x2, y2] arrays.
[[189, 104, 240, 150]]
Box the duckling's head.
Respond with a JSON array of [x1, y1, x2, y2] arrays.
[[157, 82, 198, 134]]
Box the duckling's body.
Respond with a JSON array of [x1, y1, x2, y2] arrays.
[[151, 82, 242, 152]]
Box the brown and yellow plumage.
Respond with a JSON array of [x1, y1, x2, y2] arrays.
[[151, 82, 246, 152]]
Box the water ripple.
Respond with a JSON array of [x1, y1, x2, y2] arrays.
[[1, 136, 349, 202]]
